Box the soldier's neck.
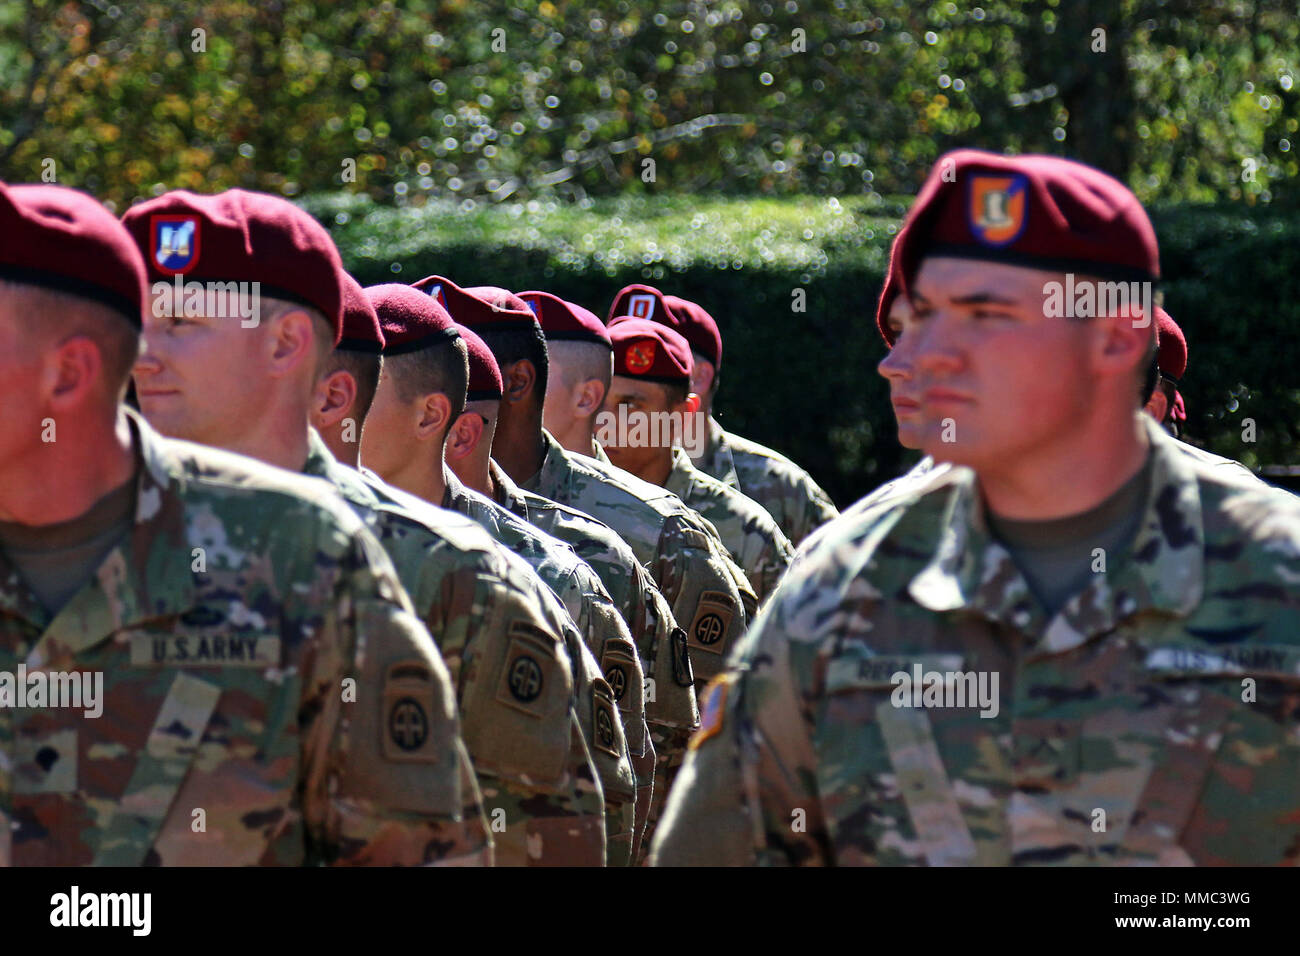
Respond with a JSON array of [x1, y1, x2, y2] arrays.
[[616, 449, 674, 487], [218, 405, 312, 473], [0, 406, 136, 526], [494, 406, 547, 485], [387, 457, 451, 509], [548, 418, 593, 457], [449, 452, 492, 497], [976, 411, 1151, 522]]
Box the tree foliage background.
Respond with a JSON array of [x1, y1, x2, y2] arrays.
[[2, 0, 1297, 503], [3, 0, 1297, 208]]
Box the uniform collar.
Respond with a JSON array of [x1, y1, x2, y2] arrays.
[[905, 415, 1205, 654], [664, 447, 698, 500], [589, 439, 613, 465], [442, 468, 472, 512], [698, 416, 740, 488], [521, 429, 575, 501], [11, 407, 199, 665], [488, 458, 528, 516]]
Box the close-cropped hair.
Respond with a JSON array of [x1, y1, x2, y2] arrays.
[[0, 279, 141, 393], [388, 336, 469, 422]]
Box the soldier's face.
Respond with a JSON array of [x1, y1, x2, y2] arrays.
[[906, 256, 1093, 470], [0, 300, 47, 467], [134, 295, 272, 447], [876, 295, 924, 449], [600, 376, 691, 476]]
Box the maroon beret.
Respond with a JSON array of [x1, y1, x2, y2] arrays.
[[517, 290, 610, 347], [609, 316, 693, 385], [876, 268, 904, 347], [457, 323, 503, 401], [1155, 306, 1187, 422], [465, 285, 533, 315], [607, 283, 673, 326], [338, 273, 383, 353], [364, 283, 460, 355], [0, 182, 147, 324], [411, 275, 538, 332], [662, 295, 722, 370], [121, 189, 346, 343], [893, 150, 1160, 301]]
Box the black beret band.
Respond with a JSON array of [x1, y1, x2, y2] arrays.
[[544, 328, 613, 348], [0, 264, 140, 326], [336, 336, 384, 354], [921, 243, 1160, 286], [382, 326, 462, 355]]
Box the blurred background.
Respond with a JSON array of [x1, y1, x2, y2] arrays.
[[3, 0, 1297, 503]]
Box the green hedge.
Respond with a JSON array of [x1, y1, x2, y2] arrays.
[[303, 193, 1300, 507]]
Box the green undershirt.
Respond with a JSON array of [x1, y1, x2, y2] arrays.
[[986, 455, 1152, 620], [0, 474, 137, 617]]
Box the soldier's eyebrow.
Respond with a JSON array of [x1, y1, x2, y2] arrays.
[[948, 290, 1020, 306]]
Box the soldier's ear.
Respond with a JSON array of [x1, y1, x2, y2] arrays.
[[503, 359, 536, 405], [446, 410, 483, 461], [416, 390, 453, 442], [46, 335, 105, 410], [574, 378, 606, 417], [312, 368, 356, 428]]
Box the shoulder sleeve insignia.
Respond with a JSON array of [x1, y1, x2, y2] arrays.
[[495, 621, 559, 718], [687, 590, 736, 656], [382, 660, 440, 763], [688, 673, 736, 751], [591, 683, 622, 759]]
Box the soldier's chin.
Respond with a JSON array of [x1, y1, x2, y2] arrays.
[[895, 424, 926, 452], [919, 433, 984, 468]]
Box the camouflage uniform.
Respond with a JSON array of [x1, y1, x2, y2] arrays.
[[792, 457, 943, 572], [692, 415, 839, 547], [0, 411, 486, 866], [652, 417, 1300, 866], [664, 448, 794, 604], [301, 432, 606, 865], [431, 469, 644, 865], [522, 430, 754, 837], [489, 459, 698, 855]]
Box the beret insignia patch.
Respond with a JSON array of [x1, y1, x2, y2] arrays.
[[969, 174, 1028, 247]]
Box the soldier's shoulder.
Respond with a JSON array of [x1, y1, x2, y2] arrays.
[[161, 435, 365, 537], [566, 451, 683, 523], [365, 475, 517, 565], [1193, 463, 1300, 577], [765, 467, 971, 638], [1173, 439, 1264, 486], [722, 429, 824, 487], [689, 464, 786, 533]]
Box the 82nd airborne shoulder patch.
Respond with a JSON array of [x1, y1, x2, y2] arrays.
[[687, 591, 736, 656], [382, 660, 440, 763]]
